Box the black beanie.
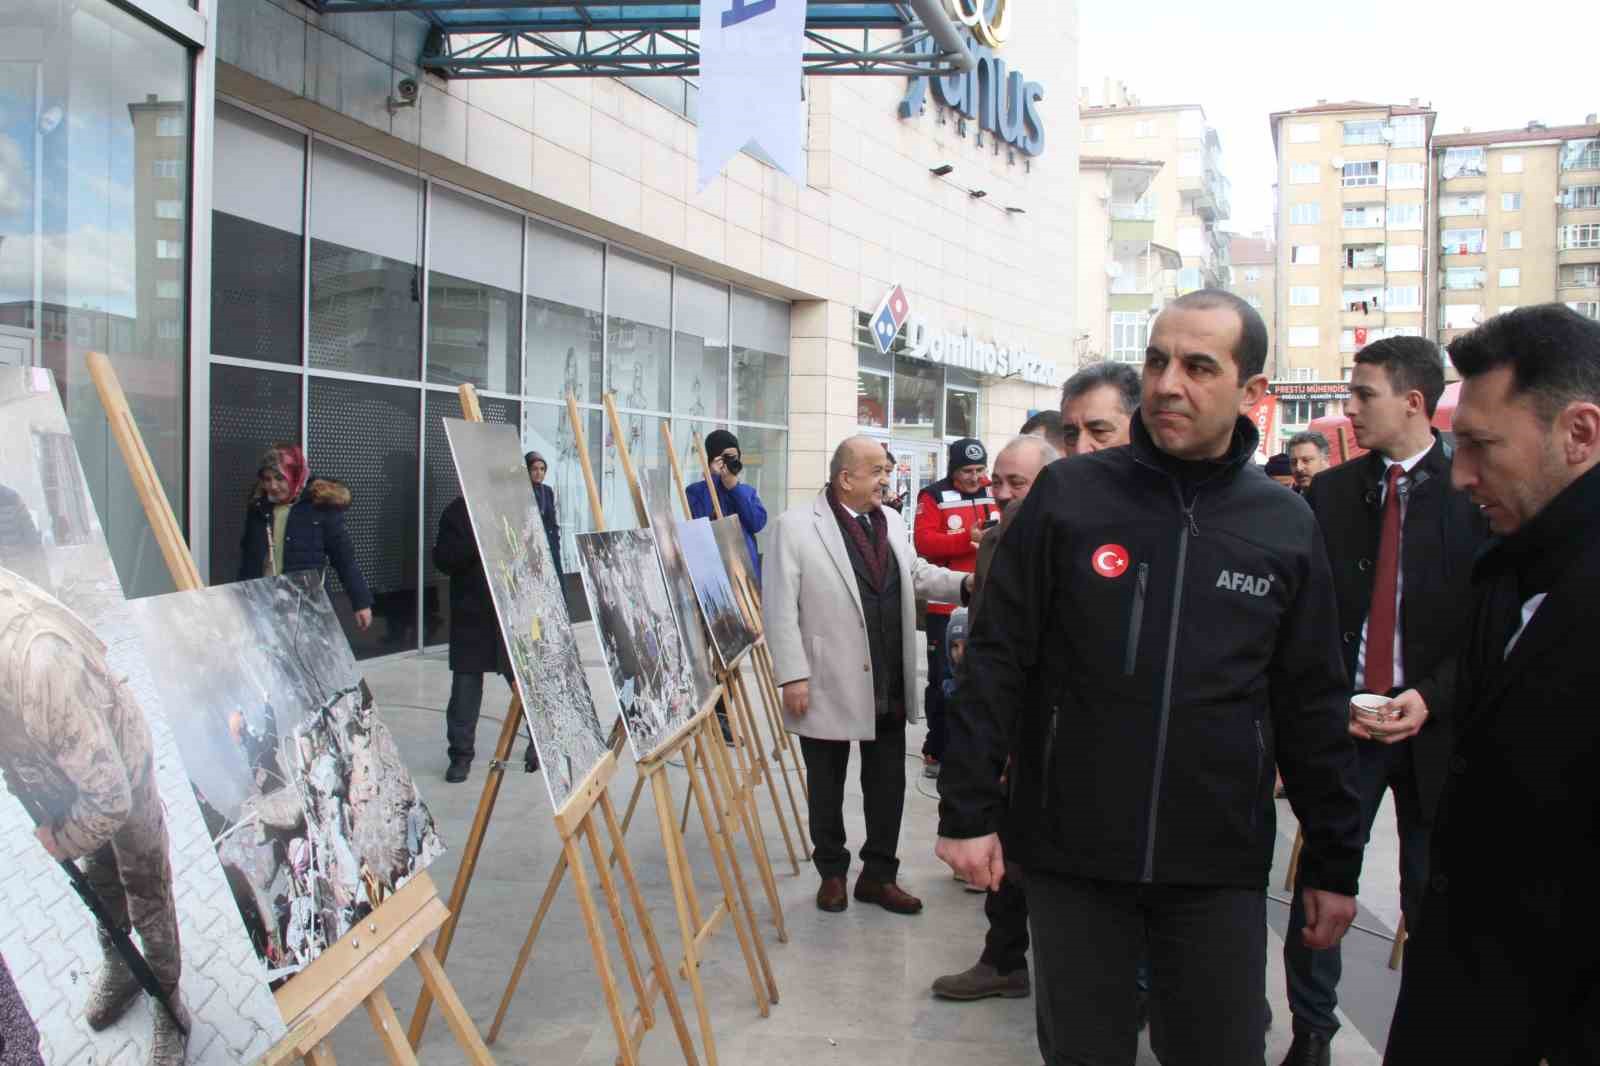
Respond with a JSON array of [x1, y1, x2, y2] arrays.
[[1265, 452, 1293, 477], [948, 437, 987, 471], [705, 429, 740, 458]]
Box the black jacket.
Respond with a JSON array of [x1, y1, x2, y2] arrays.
[[1385, 464, 1600, 1066], [239, 477, 373, 611], [532, 481, 561, 571], [1304, 435, 1488, 820], [433, 496, 509, 676], [941, 412, 1364, 895]]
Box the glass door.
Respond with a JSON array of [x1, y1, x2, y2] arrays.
[[888, 439, 939, 512]]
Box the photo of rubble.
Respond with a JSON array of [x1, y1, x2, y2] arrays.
[[575, 528, 705, 760], [443, 418, 611, 811], [128, 572, 445, 989], [641, 470, 716, 703], [677, 517, 756, 670], [713, 515, 763, 634], [0, 367, 285, 1064]]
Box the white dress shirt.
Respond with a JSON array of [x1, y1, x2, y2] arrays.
[[1504, 593, 1548, 658], [1354, 442, 1435, 692]]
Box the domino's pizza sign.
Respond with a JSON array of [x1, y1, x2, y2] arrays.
[[868, 283, 1060, 388], [870, 285, 912, 355]]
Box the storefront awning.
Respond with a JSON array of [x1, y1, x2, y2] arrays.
[[294, 1, 974, 79]]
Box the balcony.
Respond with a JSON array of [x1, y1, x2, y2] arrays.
[[1178, 145, 1231, 222], [1111, 217, 1155, 243]]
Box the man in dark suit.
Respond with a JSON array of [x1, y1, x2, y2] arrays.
[[1385, 305, 1600, 1065], [1281, 336, 1488, 1066]]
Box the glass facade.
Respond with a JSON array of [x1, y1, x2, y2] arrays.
[[1, 0, 192, 598], [207, 103, 790, 657]]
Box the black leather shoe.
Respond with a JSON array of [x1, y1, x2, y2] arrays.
[[524, 746, 540, 773], [1279, 1031, 1332, 1066], [445, 757, 470, 783]]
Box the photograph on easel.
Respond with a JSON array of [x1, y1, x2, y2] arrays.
[[443, 417, 611, 810], [677, 516, 756, 671], [0, 368, 286, 1064], [712, 515, 762, 632], [640, 469, 716, 704], [574, 528, 701, 760], [127, 572, 446, 989]]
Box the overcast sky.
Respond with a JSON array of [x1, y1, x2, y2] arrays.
[[1078, 1, 1597, 236]]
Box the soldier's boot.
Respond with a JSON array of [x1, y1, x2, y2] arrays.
[[148, 993, 191, 1066], [84, 931, 142, 1030]]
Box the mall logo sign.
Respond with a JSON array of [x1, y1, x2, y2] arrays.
[[897, 1, 1046, 157], [870, 284, 1060, 389]]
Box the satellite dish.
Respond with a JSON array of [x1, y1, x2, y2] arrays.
[[1329, 155, 1346, 170]]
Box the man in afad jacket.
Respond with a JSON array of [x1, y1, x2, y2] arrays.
[[913, 437, 998, 777], [938, 289, 1364, 1065]]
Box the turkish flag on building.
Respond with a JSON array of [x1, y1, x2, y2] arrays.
[[1248, 394, 1279, 462], [1355, 327, 1368, 346]]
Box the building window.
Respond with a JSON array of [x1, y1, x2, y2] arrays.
[[1499, 267, 1521, 288], [1501, 192, 1523, 212], [157, 318, 182, 340], [157, 280, 182, 300], [1561, 138, 1600, 171], [1343, 244, 1383, 269], [1560, 224, 1600, 249], [1292, 368, 1316, 383], [152, 158, 182, 178], [733, 290, 790, 425], [1502, 153, 1524, 174], [1343, 286, 1383, 309], [1280, 399, 1329, 424], [1290, 244, 1320, 265], [1084, 123, 1104, 142], [1563, 185, 1600, 208], [1387, 203, 1423, 230], [1388, 162, 1425, 189], [1290, 163, 1320, 185], [1503, 229, 1523, 250], [1289, 123, 1320, 143], [1242, 267, 1262, 282], [1341, 160, 1382, 187], [1387, 244, 1421, 272], [1385, 286, 1421, 310], [155, 199, 184, 220], [1340, 329, 1356, 353], [1343, 205, 1384, 228], [1441, 228, 1487, 254], [1441, 193, 1485, 216], [1110, 311, 1150, 364], [156, 239, 183, 259], [1441, 304, 1483, 330], [1343, 121, 1384, 146], [427, 186, 522, 394], [1390, 115, 1425, 147], [525, 221, 604, 404], [606, 250, 674, 415], [1444, 267, 1486, 290], [672, 271, 731, 420], [1563, 265, 1600, 287], [1178, 150, 1202, 177], [1287, 326, 1319, 348], [1135, 119, 1156, 138], [1289, 202, 1321, 225], [1289, 286, 1320, 306], [1441, 147, 1487, 179], [1569, 301, 1600, 320]]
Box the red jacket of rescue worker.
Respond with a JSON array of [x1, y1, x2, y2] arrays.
[[914, 438, 998, 617]]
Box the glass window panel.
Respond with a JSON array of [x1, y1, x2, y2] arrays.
[[0, 62, 38, 326], [522, 399, 604, 591], [732, 289, 789, 424], [423, 388, 519, 647], [892, 355, 943, 440], [212, 104, 304, 365], [427, 188, 521, 391], [857, 370, 889, 428], [600, 409, 673, 529], [607, 250, 672, 413], [309, 142, 422, 378], [209, 364, 301, 587], [729, 425, 786, 554], [526, 220, 604, 403], [945, 389, 977, 439], [673, 271, 729, 419], [307, 376, 420, 658]]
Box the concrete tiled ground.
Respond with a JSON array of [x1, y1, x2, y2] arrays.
[[328, 626, 1401, 1065]]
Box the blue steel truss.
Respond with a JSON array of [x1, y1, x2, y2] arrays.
[[297, 1, 971, 79]]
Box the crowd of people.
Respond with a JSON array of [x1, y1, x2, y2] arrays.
[[764, 294, 1599, 1066]]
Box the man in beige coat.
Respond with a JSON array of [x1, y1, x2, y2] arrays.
[[764, 436, 970, 914]]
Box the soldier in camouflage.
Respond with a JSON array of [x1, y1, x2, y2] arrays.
[[0, 568, 190, 1066]]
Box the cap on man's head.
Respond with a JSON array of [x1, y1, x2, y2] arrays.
[[525, 450, 546, 468], [948, 437, 987, 472], [1264, 452, 1293, 478], [705, 429, 740, 459]]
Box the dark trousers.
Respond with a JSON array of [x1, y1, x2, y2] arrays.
[[922, 612, 949, 761], [1027, 870, 1266, 1066], [445, 671, 485, 760], [1285, 737, 1429, 1038], [798, 716, 906, 883], [980, 874, 1031, 974]]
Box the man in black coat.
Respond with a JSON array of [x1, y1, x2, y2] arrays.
[[1280, 337, 1488, 1066], [433, 496, 530, 782], [938, 290, 1363, 1065], [1385, 305, 1600, 1065]]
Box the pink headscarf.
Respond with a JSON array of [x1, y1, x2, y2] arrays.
[[258, 443, 309, 502]]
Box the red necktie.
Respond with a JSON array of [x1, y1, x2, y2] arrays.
[[1365, 465, 1404, 694]]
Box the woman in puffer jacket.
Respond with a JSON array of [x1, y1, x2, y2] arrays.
[[239, 442, 373, 631]]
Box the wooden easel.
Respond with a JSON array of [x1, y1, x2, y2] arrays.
[[86, 352, 495, 1066], [407, 384, 697, 1066], [486, 393, 779, 1066], [1284, 827, 1405, 970]]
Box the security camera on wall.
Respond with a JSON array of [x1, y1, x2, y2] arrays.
[[387, 78, 419, 114]]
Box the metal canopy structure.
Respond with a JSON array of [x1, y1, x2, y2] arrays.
[[296, 1, 974, 79]]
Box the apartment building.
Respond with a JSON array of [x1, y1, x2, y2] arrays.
[[1082, 83, 1233, 298], [1076, 155, 1173, 365], [1268, 100, 1437, 446], [1227, 233, 1277, 365], [1433, 117, 1600, 346]]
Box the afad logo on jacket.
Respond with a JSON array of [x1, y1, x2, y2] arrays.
[[1216, 569, 1274, 597]]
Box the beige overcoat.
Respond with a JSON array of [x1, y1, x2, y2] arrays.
[[763, 492, 966, 742]]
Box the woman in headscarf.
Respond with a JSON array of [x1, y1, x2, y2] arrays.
[[240, 443, 373, 631]]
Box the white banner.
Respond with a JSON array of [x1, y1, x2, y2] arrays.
[[696, 0, 807, 190]]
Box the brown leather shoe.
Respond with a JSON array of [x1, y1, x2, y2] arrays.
[[853, 877, 923, 914], [816, 876, 848, 912]]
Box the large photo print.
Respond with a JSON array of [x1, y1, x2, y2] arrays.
[[129, 573, 445, 988], [0, 368, 285, 1064], [444, 419, 611, 810], [677, 517, 755, 670]]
